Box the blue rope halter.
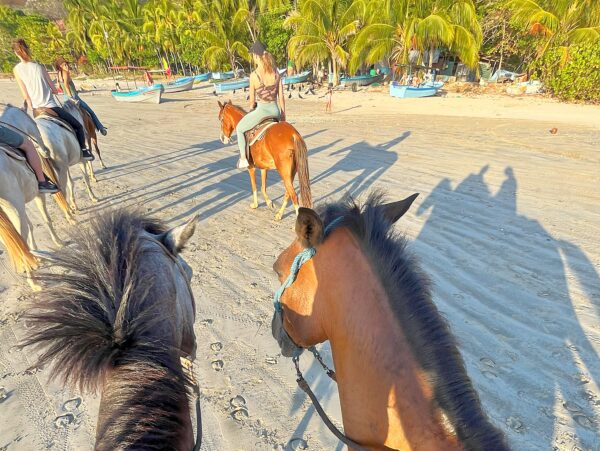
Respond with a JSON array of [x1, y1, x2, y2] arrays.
[[273, 217, 343, 312]]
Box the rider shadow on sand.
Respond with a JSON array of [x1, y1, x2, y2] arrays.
[[312, 132, 409, 202], [415, 165, 600, 449]]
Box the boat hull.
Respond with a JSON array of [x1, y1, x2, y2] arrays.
[[193, 72, 211, 83], [163, 77, 194, 93], [214, 78, 250, 93], [341, 73, 384, 87], [111, 84, 164, 104], [282, 70, 311, 85], [212, 71, 235, 80], [389, 82, 439, 98]]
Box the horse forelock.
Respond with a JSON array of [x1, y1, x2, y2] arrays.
[[317, 192, 510, 450]]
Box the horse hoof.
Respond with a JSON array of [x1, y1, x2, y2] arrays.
[[250, 203, 258, 209], [275, 213, 283, 221], [267, 201, 275, 210], [91, 197, 99, 204]]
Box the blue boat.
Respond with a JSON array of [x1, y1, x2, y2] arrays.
[[111, 84, 164, 104], [340, 73, 384, 88], [212, 71, 235, 80], [389, 82, 439, 98], [193, 72, 211, 83], [214, 78, 250, 93], [163, 76, 194, 93], [421, 81, 444, 89], [282, 70, 311, 86]]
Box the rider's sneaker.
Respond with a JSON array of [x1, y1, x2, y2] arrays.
[[100, 127, 108, 136], [81, 149, 95, 161], [38, 180, 59, 194], [237, 158, 249, 170]]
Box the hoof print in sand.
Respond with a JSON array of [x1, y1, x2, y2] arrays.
[[211, 359, 224, 371], [287, 437, 308, 450], [62, 397, 82, 412], [505, 416, 524, 433], [54, 413, 76, 428], [229, 395, 248, 422], [265, 356, 278, 365], [210, 342, 223, 352], [0, 386, 13, 403]]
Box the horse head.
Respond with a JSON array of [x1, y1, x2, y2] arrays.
[[217, 99, 242, 144]]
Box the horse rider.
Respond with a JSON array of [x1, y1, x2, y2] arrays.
[[12, 39, 94, 162], [54, 56, 108, 136], [0, 124, 59, 193], [235, 41, 286, 170]]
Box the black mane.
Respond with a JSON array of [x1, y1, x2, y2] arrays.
[[318, 192, 510, 451], [20, 209, 193, 449]]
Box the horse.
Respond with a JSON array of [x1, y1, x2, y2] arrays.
[[80, 105, 107, 181], [34, 99, 99, 219], [271, 192, 510, 450], [217, 100, 312, 220], [20, 209, 201, 450]]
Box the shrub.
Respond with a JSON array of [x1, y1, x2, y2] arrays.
[[535, 44, 600, 103]]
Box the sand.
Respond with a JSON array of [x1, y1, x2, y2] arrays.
[[0, 79, 599, 450]]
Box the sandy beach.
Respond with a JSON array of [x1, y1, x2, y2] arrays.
[[0, 79, 599, 450]]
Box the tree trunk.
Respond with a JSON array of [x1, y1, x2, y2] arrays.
[[499, 19, 505, 77], [331, 54, 339, 86], [429, 45, 434, 68]]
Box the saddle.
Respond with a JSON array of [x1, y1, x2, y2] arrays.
[[33, 107, 77, 137], [244, 117, 279, 163], [0, 143, 34, 175]]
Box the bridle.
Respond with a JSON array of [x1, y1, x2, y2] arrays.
[[148, 237, 203, 451], [272, 217, 397, 451]]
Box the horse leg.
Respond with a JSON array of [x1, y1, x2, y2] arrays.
[[94, 138, 106, 169], [275, 191, 289, 221], [261, 169, 274, 209], [79, 163, 99, 203], [33, 195, 63, 246], [248, 167, 259, 209], [87, 160, 98, 183], [65, 169, 79, 213], [283, 175, 300, 216]]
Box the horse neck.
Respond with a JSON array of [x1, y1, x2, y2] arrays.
[[316, 230, 462, 450], [96, 358, 194, 450], [228, 106, 245, 127]]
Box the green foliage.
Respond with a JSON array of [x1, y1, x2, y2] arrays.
[[257, 9, 292, 66], [535, 44, 600, 102]]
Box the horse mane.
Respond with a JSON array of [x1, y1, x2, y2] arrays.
[[318, 192, 509, 451], [20, 209, 193, 447]]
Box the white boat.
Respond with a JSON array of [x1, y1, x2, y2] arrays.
[[111, 84, 164, 104], [163, 77, 194, 93]]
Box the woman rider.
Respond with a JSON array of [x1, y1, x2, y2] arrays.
[[12, 39, 94, 162], [54, 56, 107, 136], [236, 41, 285, 170], [0, 124, 59, 193]]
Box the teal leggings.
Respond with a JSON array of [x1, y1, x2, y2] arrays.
[[236, 102, 280, 158]]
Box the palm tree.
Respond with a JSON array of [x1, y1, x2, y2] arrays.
[[195, 0, 252, 72], [508, 0, 600, 58], [350, 0, 482, 73], [284, 0, 366, 85]]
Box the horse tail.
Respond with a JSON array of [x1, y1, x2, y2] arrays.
[[0, 207, 38, 273], [39, 157, 70, 215], [293, 134, 312, 208]]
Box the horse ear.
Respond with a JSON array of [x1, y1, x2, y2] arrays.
[[295, 208, 324, 248], [161, 214, 199, 254], [227, 99, 232, 105], [217, 100, 223, 109], [381, 193, 419, 224]]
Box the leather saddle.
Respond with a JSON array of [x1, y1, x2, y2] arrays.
[[244, 117, 279, 162], [0, 143, 34, 175], [33, 107, 77, 137]]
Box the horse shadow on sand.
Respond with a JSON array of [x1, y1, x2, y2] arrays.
[[414, 165, 600, 449], [312, 132, 409, 202]]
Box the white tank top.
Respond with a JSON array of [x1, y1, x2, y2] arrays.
[[14, 61, 59, 109]]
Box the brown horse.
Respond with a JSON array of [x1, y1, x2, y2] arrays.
[[20, 209, 201, 450], [272, 192, 510, 450], [217, 100, 312, 220]]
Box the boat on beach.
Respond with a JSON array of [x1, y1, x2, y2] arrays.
[[212, 71, 235, 80], [341, 73, 384, 91], [213, 78, 250, 93], [193, 72, 212, 83], [389, 81, 441, 98], [163, 77, 194, 93], [282, 70, 312, 86], [111, 84, 164, 104]]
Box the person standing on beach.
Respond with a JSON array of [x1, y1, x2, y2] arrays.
[[12, 39, 94, 161], [54, 56, 107, 136], [325, 83, 333, 113], [235, 41, 285, 170]]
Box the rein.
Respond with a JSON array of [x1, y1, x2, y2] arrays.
[[273, 217, 397, 451]]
